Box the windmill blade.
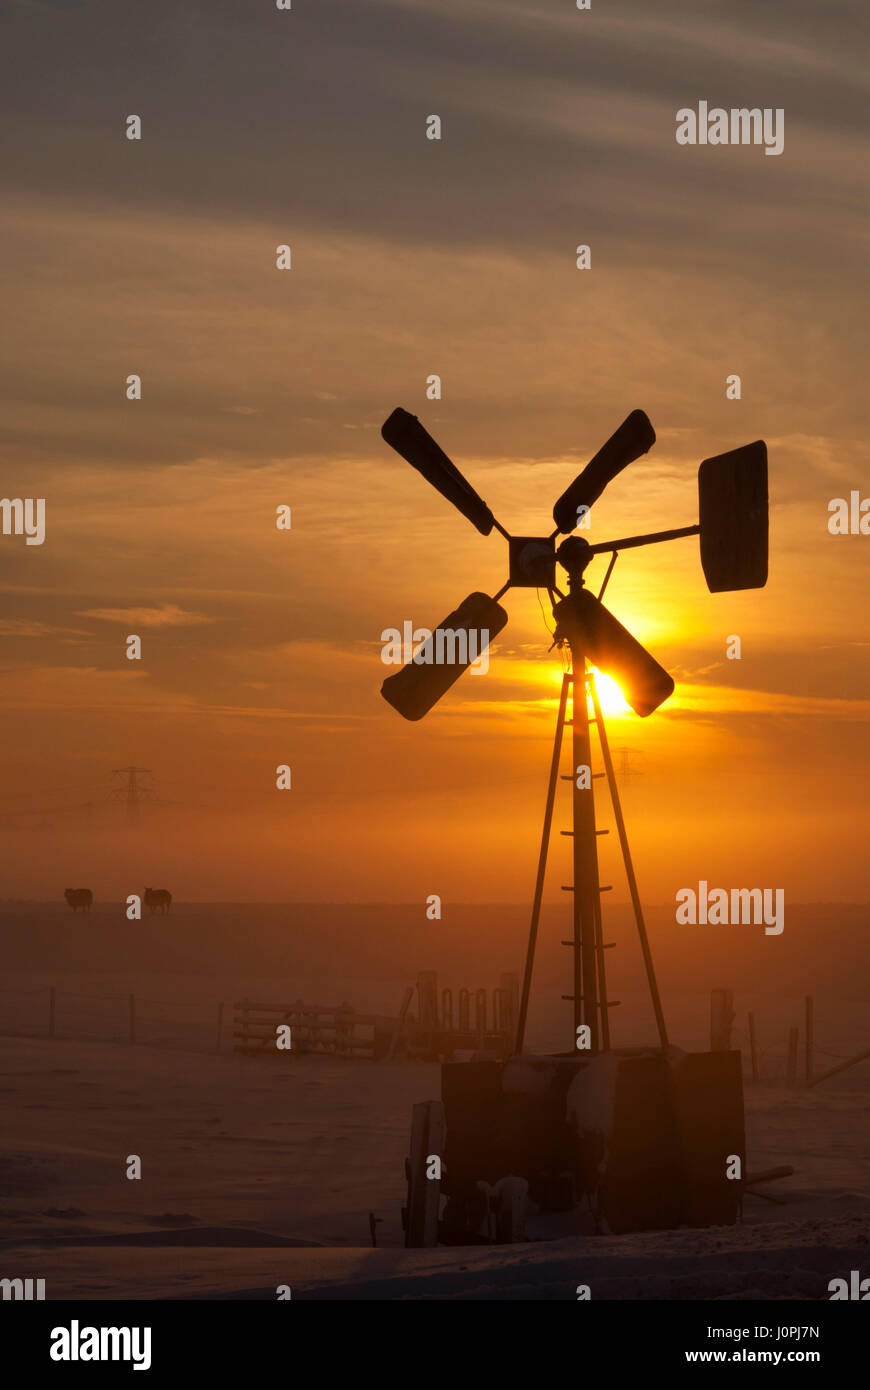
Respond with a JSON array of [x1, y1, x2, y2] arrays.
[[699, 441, 768, 592], [381, 592, 508, 721], [552, 589, 674, 717], [552, 410, 656, 534], [382, 408, 497, 536]]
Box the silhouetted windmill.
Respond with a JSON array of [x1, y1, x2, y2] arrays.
[[379, 407, 768, 1059]]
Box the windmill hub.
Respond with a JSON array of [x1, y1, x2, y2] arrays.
[[555, 535, 593, 582], [509, 536, 556, 587]]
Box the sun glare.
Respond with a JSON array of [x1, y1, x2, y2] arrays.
[[548, 665, 631, 717], [589, 669, 630, 717]]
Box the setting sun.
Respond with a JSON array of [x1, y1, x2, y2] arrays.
[[589, 669, 631, 718]]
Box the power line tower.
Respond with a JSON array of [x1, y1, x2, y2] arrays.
[[109, 767, 155, 826], [615, 745, 643, 779]]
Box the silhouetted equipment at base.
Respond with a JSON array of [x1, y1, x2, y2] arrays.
[[435, 1051, 744, 1238], [379, 405, 769, 1245]]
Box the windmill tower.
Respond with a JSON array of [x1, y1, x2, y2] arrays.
[[379, 405, 769, 1245]]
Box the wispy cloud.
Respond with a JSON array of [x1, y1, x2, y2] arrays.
[[77, 604, 214, 628], [0, 619, 89, 638]]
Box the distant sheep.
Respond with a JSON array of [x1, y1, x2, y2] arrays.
[[143, 887, 172, 915], [64, 888, 93, 913]]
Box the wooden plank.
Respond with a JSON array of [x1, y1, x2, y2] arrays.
[[805, 996, 813, 1083], [231, 1029, 373, 1049], [743, 1165, 794, 1186], [232, 1001, 351, 1015], [232, 1034, 374, 1048], [710, 989, 734, 1051], [231, 1023, 374, 1040], [423, 1101, 445, 1247], [748, 1011, 759, 1083], [405, 1100, 444, 1247], [807, 1046, 870, 1088], [232, 1041, 374, 1057], [786, 1026, 799, 1085]]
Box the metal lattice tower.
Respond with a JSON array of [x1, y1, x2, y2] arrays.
[[109, 766, 155, 825]]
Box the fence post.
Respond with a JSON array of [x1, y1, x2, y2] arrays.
[[128, 993, 136, 1045], [747, 1011, 759, 1083], [475, 988, 487, 1046], [386, 985, 414, 1061], [416, 971, 439, 1028], [500, 972, 520, 1036], [337, 1001, 353, 1056], [710, 988, 734, 1051], [441, 988, 453, 1030], [804, 996, 813, 1084], [786, 1026, 799, 1085], [49, 986, 56, 1039], [216, 1001, 224, 1054], [458, 988, 470, 1031]]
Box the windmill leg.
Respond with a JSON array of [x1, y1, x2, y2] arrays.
[[586, 674, 612, 1051], [593, 893, 611, 1051], [571, 655, 600, 1053], [588, 673, 669, 1049], [515, 671, 570, 1054]]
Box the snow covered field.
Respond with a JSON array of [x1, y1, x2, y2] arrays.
[[1, 1022, 868, 1300]]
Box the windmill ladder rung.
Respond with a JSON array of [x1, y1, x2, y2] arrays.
[[561, 941, 615, 949], [561, 997, 621, 1006]]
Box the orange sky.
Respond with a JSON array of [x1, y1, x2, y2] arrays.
[[1, 0, 867, 905]]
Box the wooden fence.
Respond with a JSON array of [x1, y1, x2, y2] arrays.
[[232, 999, 392, 1058], [712, 990, 869, 1088], [233, 973, 521, 1061]]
